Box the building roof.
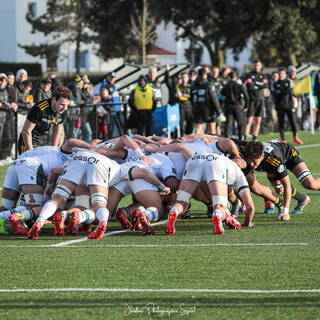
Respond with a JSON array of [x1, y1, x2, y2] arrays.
[[148, 44, 176, 55]]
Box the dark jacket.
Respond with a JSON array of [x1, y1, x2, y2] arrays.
[[191, 77, 222, 114], [272, 79, 294, 110], [221, 80, 249, 107], [245, 71, 268, 100]]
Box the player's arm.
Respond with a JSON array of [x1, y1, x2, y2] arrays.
[[239, 188, 255, 227], [51, 124, 63, 147], [61, 138, 100, 153], [130, 167, 170, 195], [279, 175, 292, 220], [144, 143, 195, 160], [21, 118, 36, 150], [132, 134, 155, 144]]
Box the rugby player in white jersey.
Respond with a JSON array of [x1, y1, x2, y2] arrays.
[[27, 147, 170, 240], [0, 138, 98, 235], [164, 148, 255, 235]]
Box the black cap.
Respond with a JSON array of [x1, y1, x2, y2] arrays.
[[42, 77, 52, 84]]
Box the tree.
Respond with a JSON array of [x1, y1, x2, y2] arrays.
[[130, 0, 157, 65], [84, 0, 158, 64], [20, 0, 93, 73], [152, 0, 268, 68], [252, 0, 320, 67]]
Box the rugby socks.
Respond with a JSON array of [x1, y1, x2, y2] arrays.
[[21, 209, 35, 221], [145, 207, 159, 222], [291, 185, 305, 202], [79, 209, 95, 224], [37, 200, 57, 226], [273, 194, 284, 208], [0, 206, 27, 221], [96, 207, 109, 223], [169, 207, 180, 217]]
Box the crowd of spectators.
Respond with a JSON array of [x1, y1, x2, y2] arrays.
[[0, 61, 318, 161]]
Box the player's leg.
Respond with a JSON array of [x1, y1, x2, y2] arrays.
[[207, 180, 228, 235], [27, 179, 76, 239], [88, 185, 109, 240], [166, 179, 199, 235]]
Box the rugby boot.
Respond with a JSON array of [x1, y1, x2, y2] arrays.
[[165, 211, 178, 235], [68, 211, 80, 235], [131, 208, 144, 231], [27, 220, 42, 240], [293, 136, 304, 145], [9, 213, 28, 235], [291, 195, 310, 214], [115, 208, 131, 229], [212, 213, 225, 235], [138, 211, 154, 236], [264, 200, 275, 214], [224, 213, 242, 229], [88, 220, 107, 240], [53, 211, 65, 236]]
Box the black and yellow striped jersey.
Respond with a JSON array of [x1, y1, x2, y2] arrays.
[[18, 98, 66, 150], [232, 139, 303, 179]]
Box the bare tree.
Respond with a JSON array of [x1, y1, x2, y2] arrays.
[[130, 0, 157, 65]]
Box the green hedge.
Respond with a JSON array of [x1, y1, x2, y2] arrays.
[[0, 62, 42, 77]]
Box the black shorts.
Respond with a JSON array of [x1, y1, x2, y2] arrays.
[[193, 104, 212, 124], [285, 145, 304, 171], [247, 99, 264, 117]]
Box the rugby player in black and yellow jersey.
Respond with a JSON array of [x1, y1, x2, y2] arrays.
[[236, 140, 317, 221], [18, 87, 72, 155]]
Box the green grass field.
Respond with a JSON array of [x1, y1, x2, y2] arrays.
[[0, 131, 320, 319]]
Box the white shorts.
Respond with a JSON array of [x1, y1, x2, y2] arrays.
[[113, 178, 158, 197], [3, 158, 46, 192], [183, 155, 228, 185]]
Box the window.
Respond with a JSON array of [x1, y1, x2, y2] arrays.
[[28, 2, 37, 17]]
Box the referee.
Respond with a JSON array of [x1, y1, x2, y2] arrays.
[[18, 86, 72, 155]]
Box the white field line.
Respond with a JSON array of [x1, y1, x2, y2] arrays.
[[0, 242, 308, 249], [0, 288, 319, 293], [50, 220, 167, 247]]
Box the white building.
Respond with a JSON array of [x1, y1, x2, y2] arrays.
[[0, 0, 251, 74]]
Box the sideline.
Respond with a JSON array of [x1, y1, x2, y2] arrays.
[[0, 288, 319, 293], [0, 242, 308, 249]]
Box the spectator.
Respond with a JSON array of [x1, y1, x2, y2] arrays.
[[244, 60, 268, 141], [220, 71, 249, 139], [164, 64, 179, 105], [128, 75, 155, 136], [96, 91, 108, 140], [175, 71, 193, 135], [33, 77, 52, 104], [208, 65, 223, 135], [100, 72, 121, 138], [17, 87, 72, 154], [189, 69, 197, 85], [48, 73, 63, 92], [7, 72, 16, 103], [272, 68, 303, 144], [15, 80, 34, 114], [146, 66, 163, 108], [191, 68, 225, 134], [15, 69, 28, 86], [0, 73, 18, 159]]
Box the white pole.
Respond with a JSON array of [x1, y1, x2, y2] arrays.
[[309, 94, 315, 135]]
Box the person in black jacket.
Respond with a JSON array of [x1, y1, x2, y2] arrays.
[[0, 73, 18, 159], [244, 60, 268, 141], [191, 68, 225, 134], [33, 77, 52, 104], [221, 71, 249, 139], [272, 68, 303, 144]]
